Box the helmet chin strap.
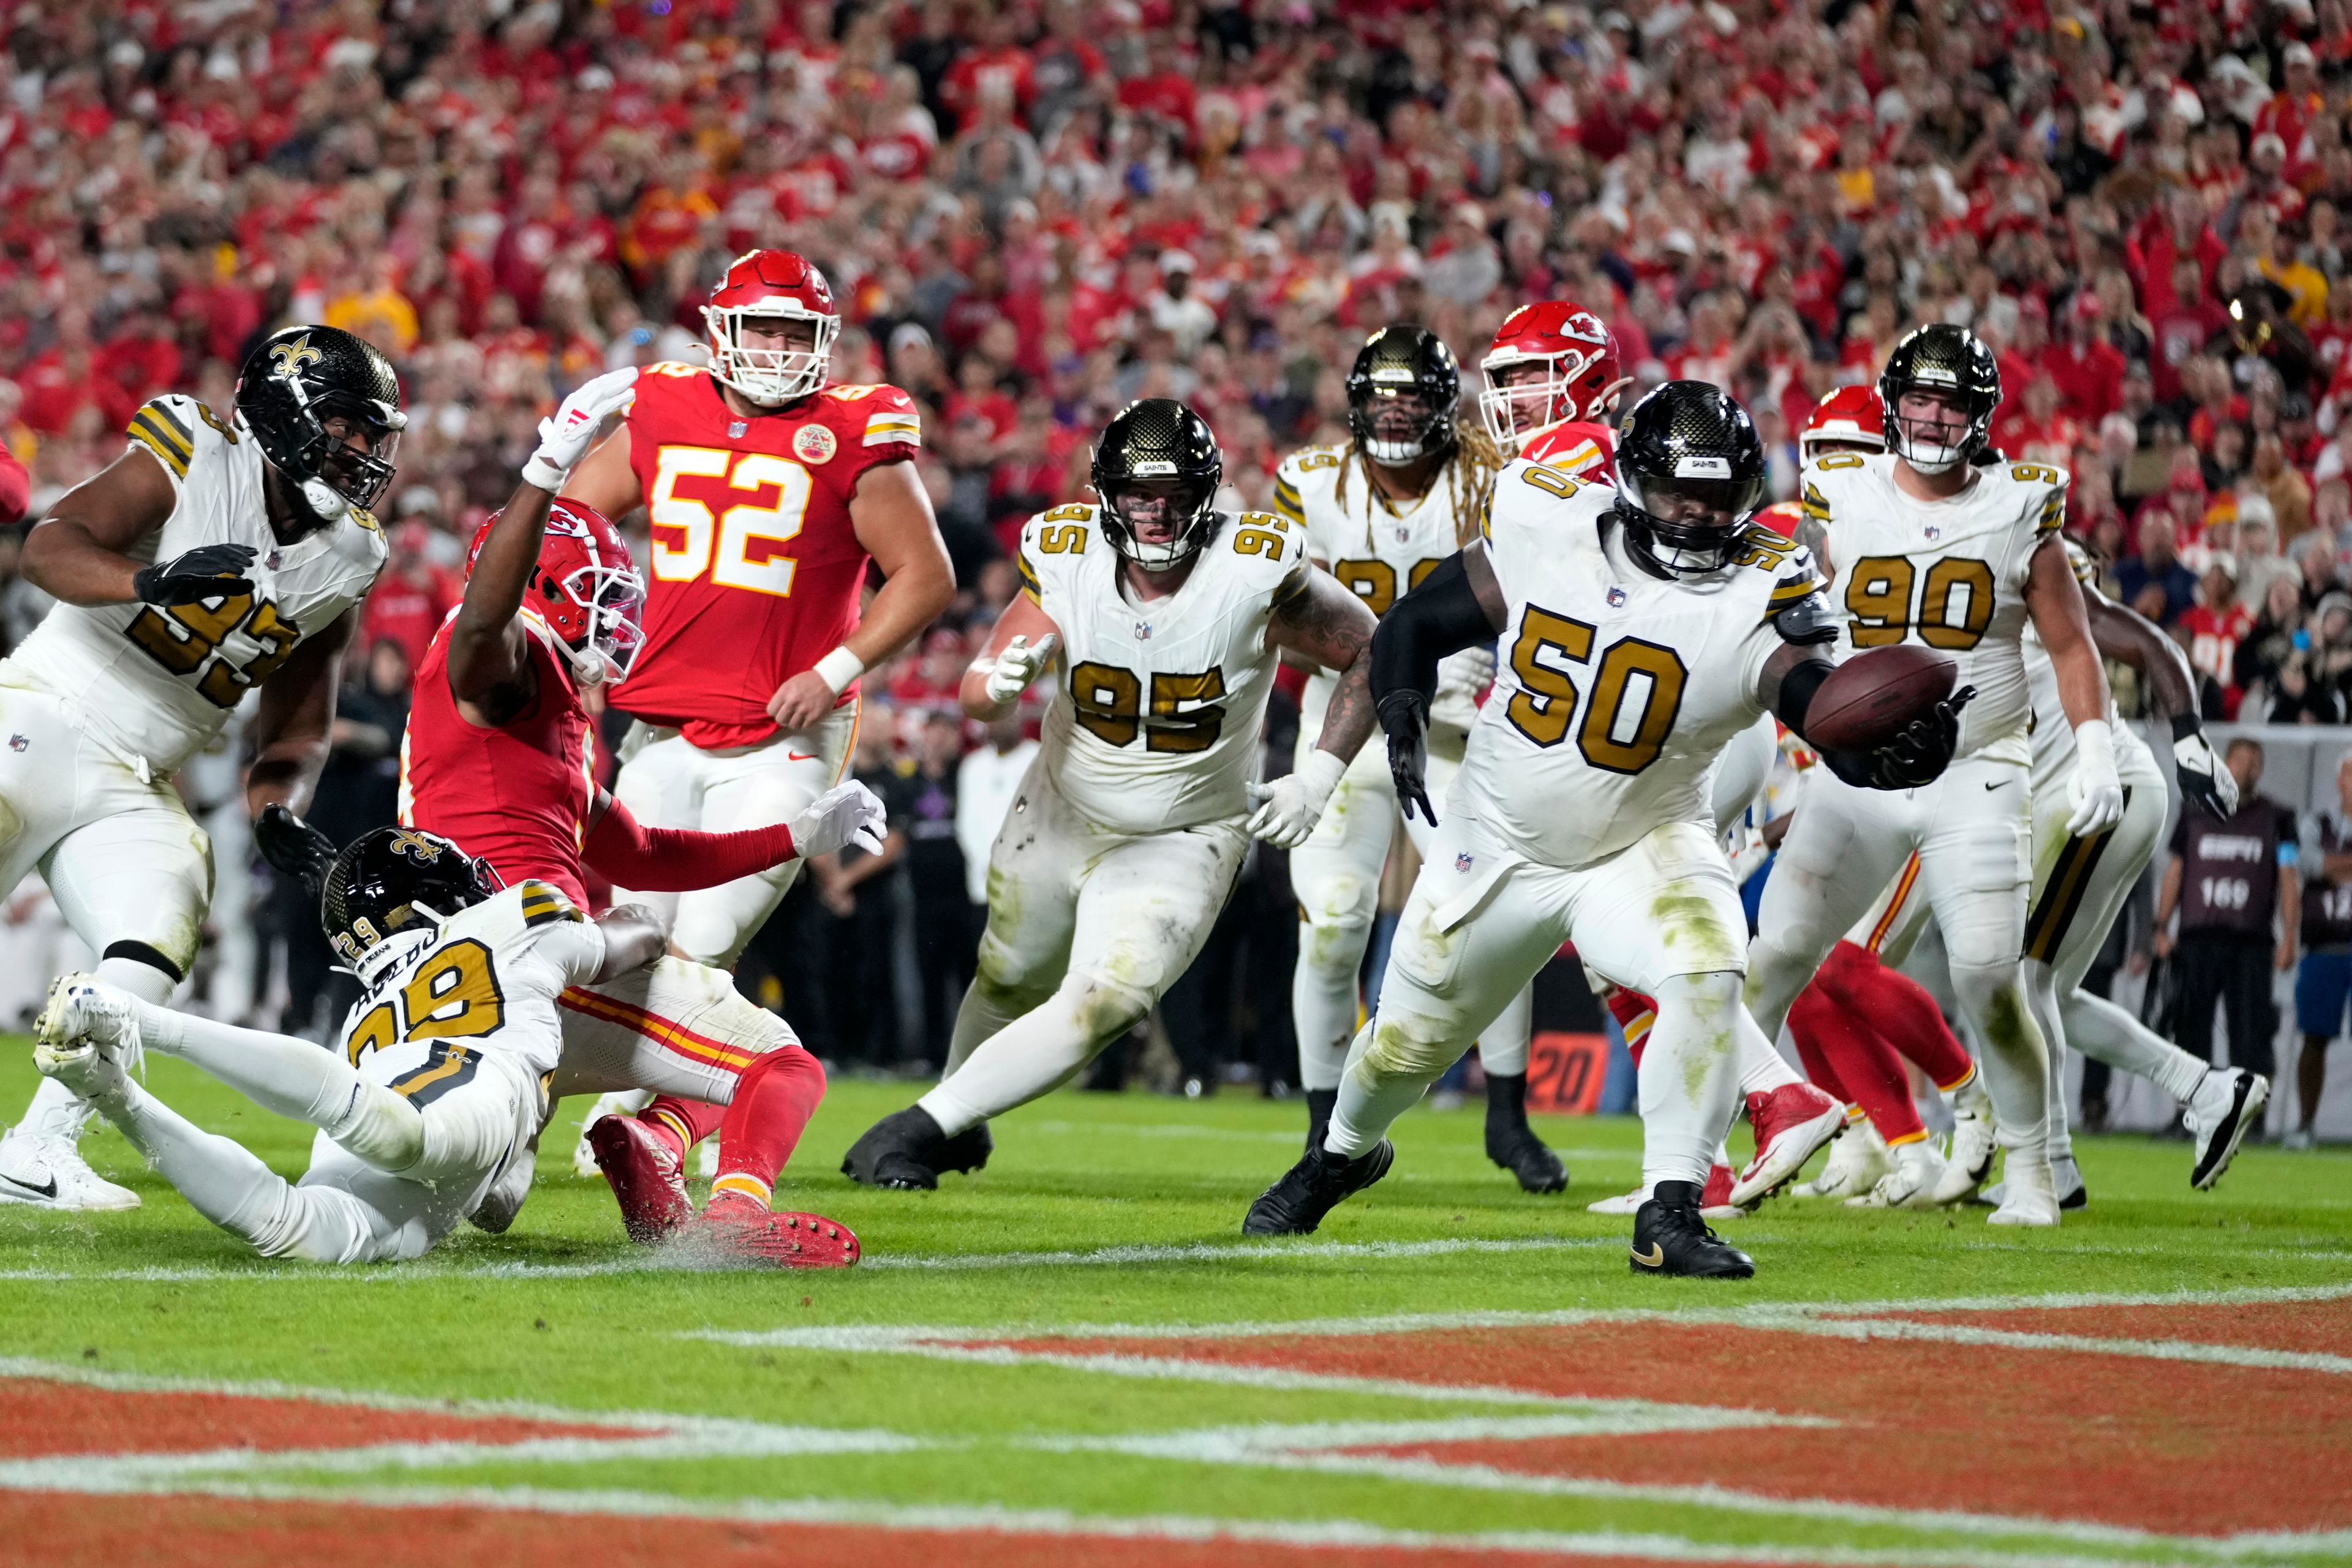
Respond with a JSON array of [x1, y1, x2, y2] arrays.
[[300, 477, 355, 524]]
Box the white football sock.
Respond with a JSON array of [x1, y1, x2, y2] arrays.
[[138, 1005, 423, 1172], [1736, 1016, 1802, 1096], [1474, 986, 1533, 1077], [94, 1074, 295, 1245], [1639, 973, 1747, 1189], [1325, 1018, 1434, 1157], [942, 971, 1039, 1079], [920, 970, 1148, 1137], [2062, 987, 2211, 1104], [1292, 956, 1358, 1093], [2023, 961, 2076, 1164]]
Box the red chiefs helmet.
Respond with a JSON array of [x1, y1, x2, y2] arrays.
[[1800, 385, 1887, 460], [469, 499, 645, 686], [1479, 301, 1623, 451], [703, 249, 840, 406]]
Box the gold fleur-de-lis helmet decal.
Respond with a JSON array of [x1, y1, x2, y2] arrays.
[[268, 334, 325, 377], [386, 829, 444, 865]]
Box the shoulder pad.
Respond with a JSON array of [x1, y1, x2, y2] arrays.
[[640, 360, 709, 381], [1229, 509, 1307, 574], [1749, 536, 1839, 645], [126, 395, 217, 481], [843, 384, 921, 449], [1019, 502, 1098, 600], [516, 880, 582, 928]]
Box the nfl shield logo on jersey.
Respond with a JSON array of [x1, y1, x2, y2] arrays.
[[794, 423, 837, 465], [728, 420, 748, 439], [1607, 586, 1627, 607], [1133, 620, 1152, 641], [1455, 852, 1474, 872]]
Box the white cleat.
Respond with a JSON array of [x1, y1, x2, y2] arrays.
[[2184, 1068, 2269, 1191], [1986, 1152, 2060, 1227], [1795, 1119, 1888, 1199], [34, 974, 145, 1076], [0, 1126, 138, 1210], [1586, 1163, 1744, 1219], [1846, 1138, 1950, 1209], [1931, 1070, 1997, 1205], [1586, 1186, 1643, 1216]]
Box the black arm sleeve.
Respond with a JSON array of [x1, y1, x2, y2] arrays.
[[1771, 654, 1833, 737], [1370, 551, 1497, 711]]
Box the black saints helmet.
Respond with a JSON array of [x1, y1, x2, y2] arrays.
[[1091, 398, 1223, 570], [1877, 323, 2000, 476], [1611, 381, 1768, 580], [235, 325, 407, 521], [321, 826, 501, 968], [1346, 325, 1460, 467]]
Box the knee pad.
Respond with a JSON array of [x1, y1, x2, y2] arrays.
[[1951, 967, 2042, 1057], [1297, 875, 1377, 974], [1059, 969, 1155, 1046], [1361, 1007, 1465, 1081], [333, 1084, 427, 1175]]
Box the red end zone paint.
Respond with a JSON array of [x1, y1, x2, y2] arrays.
[[1878, 1297, 2352, 1358], [0, 1491, 1819, 1568], [991, 1310, 2352, 1536], [0, 1378, 644, 1460]]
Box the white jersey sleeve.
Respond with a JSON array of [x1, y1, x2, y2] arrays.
[[1023, 503, 1303, 835], [1278, 442, 1485, 763], [3, 395, 388, 775], [1806, 451, 2062, 766]]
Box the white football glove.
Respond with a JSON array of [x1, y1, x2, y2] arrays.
[[984, 633, 1058, 708], [789, 780, 888, 859], [1431, 644, 1496, 716], [522, 367, 639, 491], [2173, 721, 2239, 818], [2067, 718, 2127, 837], [1247, 748, 1348, 849]]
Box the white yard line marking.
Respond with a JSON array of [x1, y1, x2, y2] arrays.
[[0, 1471, 2227, 1568], [696, 1279, 2352, 1354], [0, 1234, 1618, 1283]]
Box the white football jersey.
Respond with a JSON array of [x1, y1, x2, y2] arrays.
[[1275, 443, 1485, 772], [337, 878, 606, 1093], [4, 394, 388, 775], [1018, 502, 1305, 835], [1802, 451, 2065, 766], [1452, 460, 1826, 870]]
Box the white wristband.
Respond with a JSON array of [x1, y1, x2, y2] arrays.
[[813, 646, 865, 695], [1299, 746, 1349, 799], [2074, 717, 2115, 770], [520, 454, 569, 492]]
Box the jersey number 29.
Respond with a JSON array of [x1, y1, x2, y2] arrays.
[[344, 938, 507, 1106]]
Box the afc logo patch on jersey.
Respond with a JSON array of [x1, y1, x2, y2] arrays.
[[794, 424, 837, 465]]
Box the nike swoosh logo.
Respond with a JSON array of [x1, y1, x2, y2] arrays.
[[786, 752, 818, 763], [1630, 1242, 1664, 1268], [0, 1170, 58, 1202], [1985, 781, 2002, 791]]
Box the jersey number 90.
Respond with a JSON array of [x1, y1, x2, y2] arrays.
[[1842, 555, 1996, 650], [1503, 605, 1687, 775]]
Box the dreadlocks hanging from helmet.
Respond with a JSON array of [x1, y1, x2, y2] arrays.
[[1333, 326, 1504, 550]]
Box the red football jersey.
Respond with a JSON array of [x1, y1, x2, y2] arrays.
[[399, 612, 598, 908], [1755, 499, 1804, 540], [1520, 417, 1615, 481], [614, 364, 921, 748]]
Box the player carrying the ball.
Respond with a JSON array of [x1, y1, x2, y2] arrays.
[[1243, 382, 1964, 1278]]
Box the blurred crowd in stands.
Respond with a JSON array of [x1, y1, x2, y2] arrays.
[[2, 0, 2351, 1071]]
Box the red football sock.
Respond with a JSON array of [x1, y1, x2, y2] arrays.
[[1789, 966, 1926, 1145], [1605, 986, 1655, 1070], [638, 1096, 725, 1160], [1816, 940, 1976, 1091], [709, 1046, 827, 1207], [1784, 979, 1855, 1107]]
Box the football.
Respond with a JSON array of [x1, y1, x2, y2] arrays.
[[1801, 644, 1959, 751]]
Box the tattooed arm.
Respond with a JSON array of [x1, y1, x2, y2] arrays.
[[1265, 564, 1381, 764]]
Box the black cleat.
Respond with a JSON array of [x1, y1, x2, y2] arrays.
[[842, 1107, 957, 1190], [1630, 1181, 1755, 1278], [1484, 1072, 1568, 1193], [1242, 1140, 1394, 1235], [937, 1121, 993, 1175], [1303, 1088, 1338, 1155]]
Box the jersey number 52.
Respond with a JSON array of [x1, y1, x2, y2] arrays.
[[649, 446, 813, 600]]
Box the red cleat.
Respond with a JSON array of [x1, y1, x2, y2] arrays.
[[1729, 1082, 1844, 1208], [1699, 1161, 1743, 1219], [587, 1114, 694, 1245], [678, 1191, 861, 1268]]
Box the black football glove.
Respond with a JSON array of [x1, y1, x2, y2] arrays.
[[1378, 687, 1436, 825], [254, 803, 340, 901], [133, 543, 256, 605], [1824, 686, 1975, 791], [2171, 712, 2239, 819]]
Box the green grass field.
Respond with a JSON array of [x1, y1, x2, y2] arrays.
[[2, 1049, 2350, 1568]]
